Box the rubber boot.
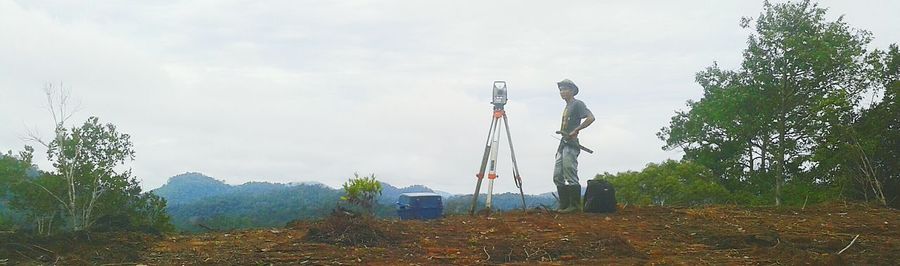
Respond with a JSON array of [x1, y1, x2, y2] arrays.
[[570, 184, 583, 212], [560, 185, 580, 213], [556, 185, 569, 211]]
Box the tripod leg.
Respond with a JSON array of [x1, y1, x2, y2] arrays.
[[502, 114, 527, 212], [470, 116, 498, 215], [484, 118, 503, 211]]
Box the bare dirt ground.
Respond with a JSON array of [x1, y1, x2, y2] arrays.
[[3, 203, 898, 265]]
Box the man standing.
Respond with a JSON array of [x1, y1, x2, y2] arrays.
[[554, 79, 595, 213]]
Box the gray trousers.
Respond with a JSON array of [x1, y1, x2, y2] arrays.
[[553, 144, 580, 186]]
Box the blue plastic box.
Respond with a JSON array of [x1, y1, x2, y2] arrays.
[[396, 192, 443, 220]]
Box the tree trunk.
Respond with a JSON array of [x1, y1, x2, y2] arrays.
[[748, 140, 755, 175], [761, 136, 768, 173], [851, 138, 887, 206], [775, 94, 787, 206], [775, 148, 784, 206], [47, 215, 53, 236]]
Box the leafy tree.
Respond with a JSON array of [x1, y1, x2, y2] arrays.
[[743, 0, 871, 205], [8, 172, 65, 235], [135, 193, 175, 232], [0, 148, 33, 198], [660, 0, 874, 205], [8, 87, 171, 233], [814, 44, 899, 207], [0, 148, 35, 231], [39, 116, 137, 230], [2, 147, 64, 235], [12, 86, 174, 233], [864, 46, 900, 208], [12, 116, 173, 233], [340, 173, 382, 215]]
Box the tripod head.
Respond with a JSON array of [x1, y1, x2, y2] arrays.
[[491, 80, 508, 109]]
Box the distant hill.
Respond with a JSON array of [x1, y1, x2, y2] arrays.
[[152, 172, 232, 205], [443, 192, 558, 214], [432, 190, 455, 199], [377, 182, 435, 205], [151, 173, 439, 231], [153, 173, 442, 206], [152, 172, 557, 232]]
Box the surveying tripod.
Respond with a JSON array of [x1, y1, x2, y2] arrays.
[[470, 81, 527, 215]]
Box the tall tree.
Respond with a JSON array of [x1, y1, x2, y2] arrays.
[[814, 44, 899, 206], [26, 116, 137, 231], [20, 86, 172, 232], [660, 0, 874, 205], [743, 0, 871, 205], [659, 65, 770, 195]]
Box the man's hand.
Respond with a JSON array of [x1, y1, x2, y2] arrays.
[[554, 130, 595, 154], [568, 129, 580, 139], [556, 130, 578, 140]]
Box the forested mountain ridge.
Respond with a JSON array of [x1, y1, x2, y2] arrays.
[[150, 172, 556, 232], [151, 172, 233, 205], [152, 172, 443, 206]]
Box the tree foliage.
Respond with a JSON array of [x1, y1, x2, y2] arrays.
[[659, 0, 893, 206], [165, 183, 342, 232], [814, 44, 900, 207], [0, 148, 38, 231], [2, 147, 66, 234], [50, 116, 138, 230]]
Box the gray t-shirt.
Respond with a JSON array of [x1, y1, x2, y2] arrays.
[[560, 99, 592, 136]]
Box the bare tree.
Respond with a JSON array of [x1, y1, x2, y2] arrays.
[[23, 83, 89, 231], [849, 135, 887, 206]]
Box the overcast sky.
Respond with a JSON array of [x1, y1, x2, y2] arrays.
[[1, 0, 897, 194]]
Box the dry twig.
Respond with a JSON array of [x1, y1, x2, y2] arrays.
[[837, 234, 860, 255], [30, 244, 54, 254], [802, 195, 809, 210]]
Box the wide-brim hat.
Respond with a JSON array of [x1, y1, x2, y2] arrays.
[[557, 79, 579, 95]]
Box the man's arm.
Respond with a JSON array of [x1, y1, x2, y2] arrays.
[[569, 112, 594, 139]]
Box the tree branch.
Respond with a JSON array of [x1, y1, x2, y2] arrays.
[[23, 180, 71, 214]]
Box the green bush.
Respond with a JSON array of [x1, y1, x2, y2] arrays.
[[596, 160, 730, 206], [780, 180, 841, 206], [341, 173, 382, 215]]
